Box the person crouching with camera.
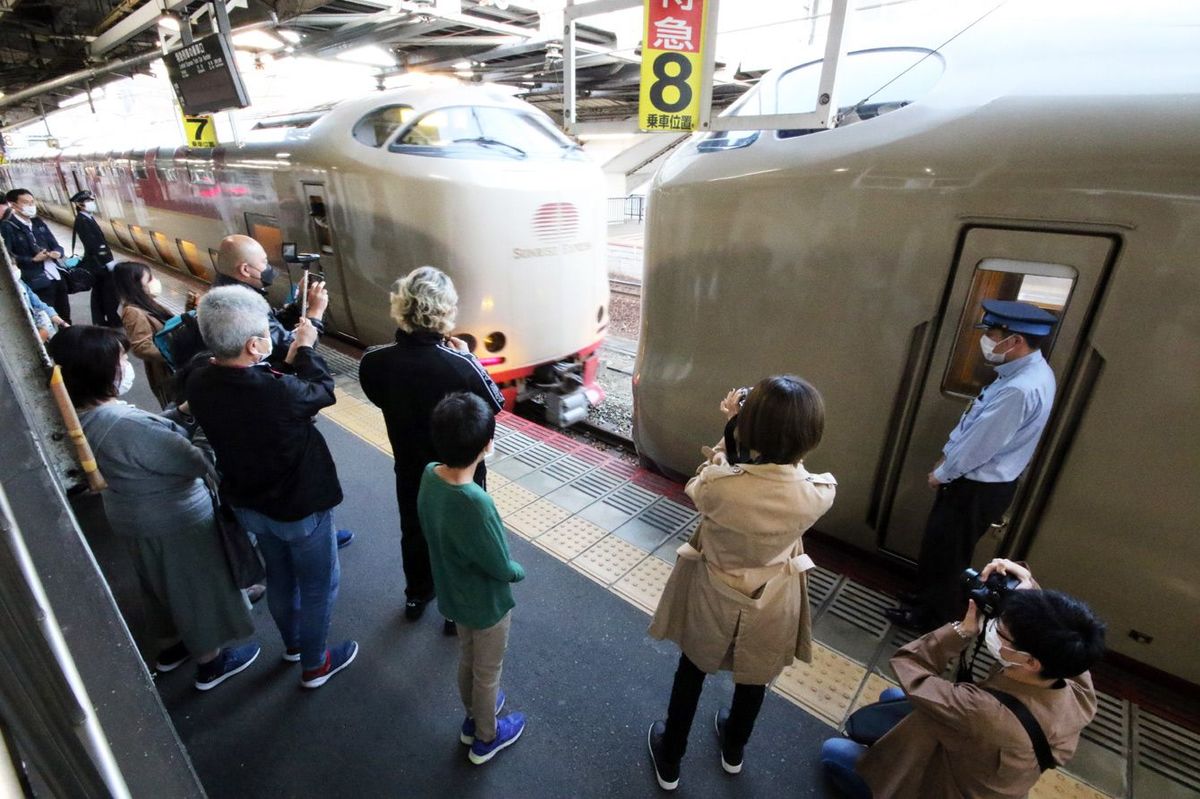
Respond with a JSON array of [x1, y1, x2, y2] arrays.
[[821, 558, 1106, 798], [646, 376, 836, 790]]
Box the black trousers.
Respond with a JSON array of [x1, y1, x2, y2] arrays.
[[914, 478, 1018, 625], [89, 270, 121, 327], [395, 461, 487, 601], [662, 653, 766, 763], [34, 280, 70, 325]]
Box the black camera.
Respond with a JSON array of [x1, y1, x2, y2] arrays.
[[961, 568, 1021, 619]]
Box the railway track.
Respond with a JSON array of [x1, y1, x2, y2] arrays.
[[609, 277, 642, 299]]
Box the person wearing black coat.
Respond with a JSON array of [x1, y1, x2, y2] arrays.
[[1, 188, 70, 324], [70, 190, 120, 327]]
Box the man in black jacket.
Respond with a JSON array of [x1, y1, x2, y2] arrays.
[[70, 190, 120, 327], [1, 188, 70, 323], [187, 285, 358, 689], [359, 266, 505, 630]]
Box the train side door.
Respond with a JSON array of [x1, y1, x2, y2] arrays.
[[301, 183, 358, 339], [878, 227, 1115, 562], [244, 213, 293, 310]]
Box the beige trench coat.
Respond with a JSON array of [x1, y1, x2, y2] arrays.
[[648, 440, 836, 684]]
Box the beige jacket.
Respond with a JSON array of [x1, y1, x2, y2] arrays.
[[648, 440, 836, 684], [858, 625, 1097, 799], [121, 304, 172, 408]]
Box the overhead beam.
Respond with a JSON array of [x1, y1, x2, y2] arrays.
[[89, 0, 186, 58]]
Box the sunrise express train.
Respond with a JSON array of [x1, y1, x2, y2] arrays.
[[633, 5, 1200, 683], [4, 83, 609, 408]]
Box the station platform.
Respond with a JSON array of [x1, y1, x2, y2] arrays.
[[42, 219, 1200, 799]]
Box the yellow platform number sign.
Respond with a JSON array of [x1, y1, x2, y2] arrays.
[[639, 0, 707, 132], [183, 114, 218, 148]]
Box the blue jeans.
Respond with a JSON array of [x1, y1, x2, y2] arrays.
[[234, 507, 340, 670], [821, 687, 904, 799]]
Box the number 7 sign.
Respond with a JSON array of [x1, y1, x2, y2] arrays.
[[183, 113, 218, 148]]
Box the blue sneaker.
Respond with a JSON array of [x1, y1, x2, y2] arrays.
[[460, 689, 507, 745], [194, 643, 260, 691], [336, 529, 354, 549], [300, 640, 358, 689], [468, 712, 525, 765]]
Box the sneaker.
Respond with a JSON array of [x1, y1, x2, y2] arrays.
[[282, 647, 302, 663], [443, 619, 458, 637], [468, 712, 525, 765], [300, 640, 358, 689], [460, 689, 507, 745], [647, 721, 680, 791], [714, 708, 743, 774], [155, 641, 190, 673], [336, 529, 354, 549], [404, 594, 433, 621], [194, 644, 261, 691]]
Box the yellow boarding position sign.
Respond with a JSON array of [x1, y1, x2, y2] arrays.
[[183, 114, 218, 148], [639, 0, 707, 132]]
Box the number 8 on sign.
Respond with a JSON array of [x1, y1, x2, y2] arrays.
[[650, 53, 693, 114], [639, 0, 707, 132]]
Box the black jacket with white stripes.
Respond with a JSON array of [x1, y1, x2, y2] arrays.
[[359, 329, 505, 477]]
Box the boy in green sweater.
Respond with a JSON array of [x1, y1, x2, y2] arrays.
[[419, 392, 527, 765]]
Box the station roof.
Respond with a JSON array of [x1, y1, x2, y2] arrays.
[[0, 0, 752, 130]]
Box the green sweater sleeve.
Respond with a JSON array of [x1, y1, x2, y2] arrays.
[[466, 496, 524, 583]]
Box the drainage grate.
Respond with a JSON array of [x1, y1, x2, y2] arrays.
[[1137, 711, 1200, 793], [602, 484, 658, 516], [495, 432, 539, 457], [825, 581, 892, 638], [1082, 691, 1129, 756], [570, 469, 625, 500], [321, 347, 360, 380], [634, 498, 696, 534], [514, 443, 565, 470], [807, 566, 841, 609], [542, 456, 593, 485]]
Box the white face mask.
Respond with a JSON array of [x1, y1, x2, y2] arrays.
[[83, 201, 97, 213], [979, 333, 1012, 364], [18, 203, 37, 218], [146, 277, 163, 297], [985, 619, 1028, 669], [115, 360, 135, 396], [252, 335, 272, 364]]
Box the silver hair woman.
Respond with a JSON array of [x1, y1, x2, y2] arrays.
[[197, 285, 273, 360], [391, 265, 458, 335]]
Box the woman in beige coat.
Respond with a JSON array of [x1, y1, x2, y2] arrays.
[[113, 261, 175, 408], [647, 375, 836, 791]]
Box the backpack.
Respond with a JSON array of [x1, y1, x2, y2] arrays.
[[153, 311, 204, 371]]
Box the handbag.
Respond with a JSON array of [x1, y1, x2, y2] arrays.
[[61, 262, 95, 293], [843, 697, 913, 745], [208, 481, 265, 589]]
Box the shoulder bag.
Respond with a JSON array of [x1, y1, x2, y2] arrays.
[[206, 477, 265, 589]]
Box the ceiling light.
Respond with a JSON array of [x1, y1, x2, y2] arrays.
[[278, 29, 301, 44], [335, 45, 396, 68], [453, 60, 472, 70], [158, 16, 181, 32], [232, 30, 284, 51]]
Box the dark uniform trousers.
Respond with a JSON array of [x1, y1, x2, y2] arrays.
[[396, 461, 487, 601], [915, 477, 1018, 625]]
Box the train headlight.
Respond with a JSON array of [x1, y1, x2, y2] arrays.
[[484, 331, 506, 353]]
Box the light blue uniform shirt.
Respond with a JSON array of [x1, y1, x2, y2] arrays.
[[933, 350, 1056, 484]]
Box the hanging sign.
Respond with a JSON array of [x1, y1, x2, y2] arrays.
[[164, 34, 250, 116], [639, 0, 707, 132], [182, 114, 218, 148]]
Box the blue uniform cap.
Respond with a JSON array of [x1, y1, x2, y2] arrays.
[[975, 299, 1057, 336]]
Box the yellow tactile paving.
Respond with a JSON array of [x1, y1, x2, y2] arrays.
[[531, 517, 607, 561], [487, 472, 510, 490], [846, 672, 901, 720], [773, 643, 866, 726], [504, 499, 572, 540], [490, 483, 539, 517], [612, 556, 674, 614], [572, 534, 648, 586], [1029, 770, 1113, 799]]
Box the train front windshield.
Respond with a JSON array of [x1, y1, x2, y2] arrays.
[[390, 106, 584, 160]]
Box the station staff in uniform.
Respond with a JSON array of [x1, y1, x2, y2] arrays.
[[2, 188, 70, 324], [70, 190, 120, 327], [885, 300, 1058, 631]]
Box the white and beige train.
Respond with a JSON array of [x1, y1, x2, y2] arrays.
[[4, 83, 609, 410], [634, 4, 1200, 684]]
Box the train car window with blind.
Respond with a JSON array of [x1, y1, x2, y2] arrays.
[[352, 105, 414, 147]]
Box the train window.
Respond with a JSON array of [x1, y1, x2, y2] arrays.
[[776, 48, 942, 139], [697, 89, 762, 152], [941, 259, 1076, 397], [352, 104, 414, 147], [178, 239, 214, 281], [391, 106, 579, 160], [187, 166, 216, 186], [133, 165, 148, 180]]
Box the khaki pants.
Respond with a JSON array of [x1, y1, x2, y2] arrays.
[[458, 611, 512, 742]]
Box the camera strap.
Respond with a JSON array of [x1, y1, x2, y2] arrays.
[[984, 688, 1056, 772]]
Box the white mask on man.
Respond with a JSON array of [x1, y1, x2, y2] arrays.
[[984, 618, 1028, 669], [18, 203, 37, 218], [979, 333, 1013, 364], [83, 201, 97, 213], [115, 360, 135, 396]]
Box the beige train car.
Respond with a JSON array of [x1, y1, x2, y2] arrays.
[[633, 5, 1200, 683]]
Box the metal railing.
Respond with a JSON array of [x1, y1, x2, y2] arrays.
[[606, 195, 646, 225]]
